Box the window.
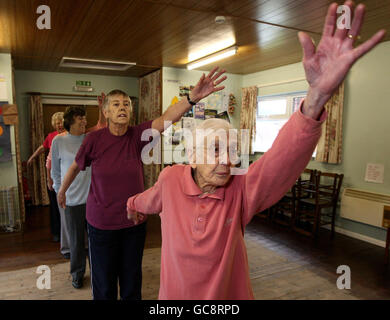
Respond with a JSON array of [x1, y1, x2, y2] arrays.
[[253, 91, 316, 157]]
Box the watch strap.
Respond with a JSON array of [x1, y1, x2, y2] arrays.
[[186, 94, 197, 106]]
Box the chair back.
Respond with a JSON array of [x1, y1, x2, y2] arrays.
[[317, 172, 344, 204], [295, 168, 318, 199]]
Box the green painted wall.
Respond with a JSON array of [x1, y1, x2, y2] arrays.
[[14, 70, 139, 161], [242, 40, 390, 243]]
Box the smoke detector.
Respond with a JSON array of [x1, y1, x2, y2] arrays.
[[215, 16, 226, 24]]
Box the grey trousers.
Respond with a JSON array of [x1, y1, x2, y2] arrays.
[[65, 204, 87, 281], [58, 205, 70, 255]]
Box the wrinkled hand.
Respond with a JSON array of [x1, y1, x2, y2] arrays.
[[126, 207, 144, 225], [87, 92, 107, 133], [47, 177, 54, 191], [189, 67, 227, 102], [97, 92, 106, 107], [299, 1, 386, 117], [57, 191, 66, 209], [27, 158, 33, 166]]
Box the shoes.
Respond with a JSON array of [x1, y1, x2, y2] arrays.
[[52, 235, 60, 242], [62, 253, 70, 259], [72, 278, 83, 289]]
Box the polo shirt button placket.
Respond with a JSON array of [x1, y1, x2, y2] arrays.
[[194, 202, 207, 234]]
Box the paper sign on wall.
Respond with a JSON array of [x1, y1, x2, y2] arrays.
[[0, 75, 8, 101], [364, 163, 384, 184]]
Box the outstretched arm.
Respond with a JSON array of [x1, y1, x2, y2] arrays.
[[151, 67, 227, 132], [27, 145, 45, 166], [126, 167, 171, 224], [300, 1, 386, 120], [242, 1, 386, 225], [57, 161, 81, 208]]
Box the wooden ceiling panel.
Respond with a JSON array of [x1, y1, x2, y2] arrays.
[[1, 0, 389, 77]]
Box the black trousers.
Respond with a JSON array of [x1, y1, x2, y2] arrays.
[[87, 222, 146, 300], [47, 188, 61, 237]]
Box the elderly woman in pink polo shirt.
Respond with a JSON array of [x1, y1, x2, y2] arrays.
[[127, 2, 386, 299]]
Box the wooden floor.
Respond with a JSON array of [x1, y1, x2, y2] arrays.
[[0, 205, 389, 299], [0, 205, 162, 272]]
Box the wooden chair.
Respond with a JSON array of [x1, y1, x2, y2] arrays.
[[293, 171, 344, 239], [270, 168, 317, 228]]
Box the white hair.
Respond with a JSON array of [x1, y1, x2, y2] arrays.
[[51, 112, 64, 128], [183, 118, 238, 164], [195, 118, 233, 132]]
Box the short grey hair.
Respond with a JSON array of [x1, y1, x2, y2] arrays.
[[103, 89, 131, 111]]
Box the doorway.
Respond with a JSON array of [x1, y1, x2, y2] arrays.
[[42, 104, 99, 137]]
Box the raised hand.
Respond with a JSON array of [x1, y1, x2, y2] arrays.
[[299, 1, 386, 119], [97, 92, 106, 107], [87, 92, 107, 133], [189, 67, 227, 102]]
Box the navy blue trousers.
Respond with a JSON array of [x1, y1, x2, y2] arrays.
[[87, 222, 146, 300]]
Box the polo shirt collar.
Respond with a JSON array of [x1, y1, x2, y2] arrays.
[[182, 165, 225, 200]]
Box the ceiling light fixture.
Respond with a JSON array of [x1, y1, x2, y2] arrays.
[[59, 57, 136, 71], [187, 45, 238, 70]]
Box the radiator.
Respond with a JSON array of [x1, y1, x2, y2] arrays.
[[340, 188, 390, 228], [0, 186, 21, 232]]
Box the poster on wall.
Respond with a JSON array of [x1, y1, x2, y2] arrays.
[[215, 111, 230, 122], [194, 102, 205, 120], [207, 91, 222, 111], [0, 101, 12, 162], [179, 86, 194, 97], [183, 106, 193, 118], [204, 109, 218, 119]]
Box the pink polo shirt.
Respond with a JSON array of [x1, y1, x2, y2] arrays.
[[127, 107, 326, 300]]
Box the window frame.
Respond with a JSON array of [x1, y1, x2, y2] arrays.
[[253, 91, 308, 154]]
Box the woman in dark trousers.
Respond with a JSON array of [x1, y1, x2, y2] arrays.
[[28, 112, 65, 242], [57, 68, 227, 300]]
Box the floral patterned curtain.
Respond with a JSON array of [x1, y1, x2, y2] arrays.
[[138, 69, 162, 189], [239, 86, 258, 154], [29, 95, 49, 205], [315, 83, 344, 164]]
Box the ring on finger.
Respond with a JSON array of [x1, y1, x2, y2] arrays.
[[347, 34, 361, 41]]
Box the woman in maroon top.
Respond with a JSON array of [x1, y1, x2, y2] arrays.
[[57, 68, 227, 300]]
